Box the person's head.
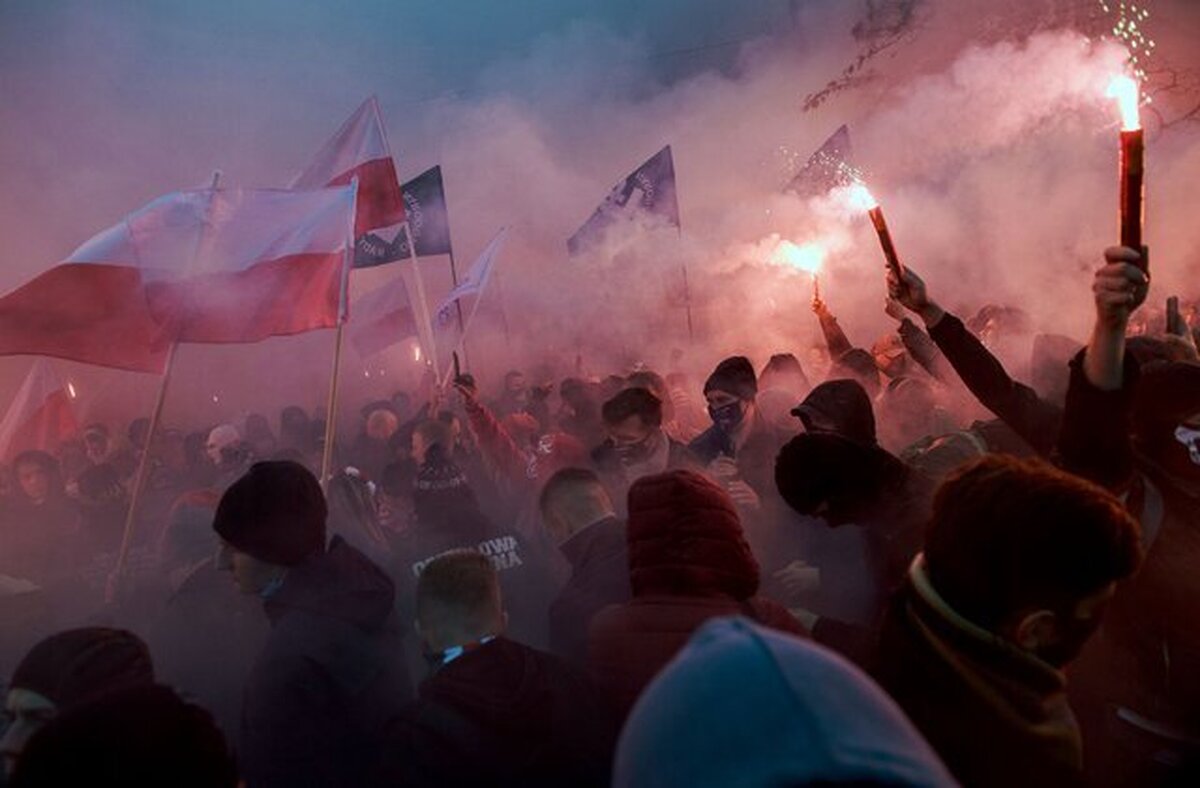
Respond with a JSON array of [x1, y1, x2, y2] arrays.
[[1, 628, 154, 775], [212, 461, 327, 595], [613, 617, 956, 788], [602, 387, 665, 465], [758, 353, 811, 399], [411, 419, 454, 466], [205, 424, 240, 467], [12, 451, 58, 505], [830, 348, 881, 401], [871, 333, 909, 380], [279, 405, 311, 444], [627, 369, 674, 422], [10, 684, 236, 788], [775, 432, 905, 526], [627, 470, 759, 600], [365, 408, 400, 443], [503, 370, 527, 397], [244, 412, 273, 441], [127, 418, 151, 452], [415, 550, 507, 654], [82, 424, 110, 464], [878, 377, 941, 451], [538, 467, 616, 545], [791, 379, 877, 447], [923, 455, 1142, 667], [704, 356, 758, 434]]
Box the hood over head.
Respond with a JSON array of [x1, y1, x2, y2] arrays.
[[614, 616, 956, 787], [791, 379, 877, 447]]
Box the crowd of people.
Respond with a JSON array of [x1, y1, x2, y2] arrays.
[[0, 244, 1196, 786]]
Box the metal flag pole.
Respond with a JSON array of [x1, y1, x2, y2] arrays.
[[110, 170, 221, 601]]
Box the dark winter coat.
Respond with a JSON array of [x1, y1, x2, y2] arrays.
[[373, 637, 617, 788], [548, 516, 630, 666], [875, 558, 1085, 788], [239, 537, 413, 788]]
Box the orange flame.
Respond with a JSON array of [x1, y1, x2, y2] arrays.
[[1107, 75, 1141, 131], [772, 240, 825, 274]]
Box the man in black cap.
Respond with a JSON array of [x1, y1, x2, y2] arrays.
[[688, 356, 794, 527], [212, 460, 412, 788], [1, 627, 155, 777]]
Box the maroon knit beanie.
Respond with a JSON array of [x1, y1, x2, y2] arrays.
[[626, 469, 759, 600]]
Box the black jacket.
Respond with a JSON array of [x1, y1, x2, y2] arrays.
[[548, 516, 630, 665], [239, 537, 413, 788], [374, 637, 617, 788]]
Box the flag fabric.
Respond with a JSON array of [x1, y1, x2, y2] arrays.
[[292, 96, 405, 238], [350, 276, 419, 358], [354, 166, 453, 267], [785, 125, 854, 197], [567, 146, 679, 256], [0, 359, 78, 461], [434, 228, 508, 323], [0, 185, 357, 372]]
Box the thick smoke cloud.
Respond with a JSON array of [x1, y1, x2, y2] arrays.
[[0, 0, 1197, 430]]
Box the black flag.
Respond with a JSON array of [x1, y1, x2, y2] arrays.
[[354, 166, 453, 267], [568, 146, 680, 257], [785, 125, 854, 198]]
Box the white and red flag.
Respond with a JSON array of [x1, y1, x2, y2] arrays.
[[350, 276, 419, 359], [292, 96, 405, 238], [0, 184, 357, 372], [0, 359, 78, 461]]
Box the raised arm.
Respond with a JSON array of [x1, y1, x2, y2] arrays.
[[888, 266, 1060, 456]]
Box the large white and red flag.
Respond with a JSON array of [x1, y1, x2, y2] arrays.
[[0, 359, 78, 461], [292, 96, 405, 238], [0, 184, 357, 372]]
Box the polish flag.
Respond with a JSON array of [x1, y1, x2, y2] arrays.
[[350, 275, 419, 358], [292, 96, 405, 236], [0, 359, 78, 461], [0, 185, 357, 373]]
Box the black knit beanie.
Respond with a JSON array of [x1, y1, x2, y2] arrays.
[[213, 461, 327, 566], [10, 628, 155, 709]]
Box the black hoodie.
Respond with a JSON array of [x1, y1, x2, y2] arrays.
[[373, 637, 616, 788], [239, 537, 413, 788]]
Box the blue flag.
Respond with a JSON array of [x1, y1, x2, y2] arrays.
[[567, 146, 680, 257], [785, 125, 854, 198], [354, 166, 453, 267]]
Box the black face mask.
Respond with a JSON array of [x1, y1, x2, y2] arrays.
[[708, 401, 745, 433], [614, 431, 657, 466], [1033, 611, 1106, 669]]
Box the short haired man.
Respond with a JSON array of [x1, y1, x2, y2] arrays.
[[591, 388, 696, 502], [539, 468, 630, 665], [375, 550, 617, 787]]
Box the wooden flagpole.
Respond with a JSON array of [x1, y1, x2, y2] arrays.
[[109, 170, 221, 601], [319, 178, 359, 485]]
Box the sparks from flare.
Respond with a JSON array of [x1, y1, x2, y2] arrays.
[[66, 382, 77, 400]]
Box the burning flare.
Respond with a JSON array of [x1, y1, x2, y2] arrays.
[[841, 182, 879, 212], [772, 240, 825, 274], [1107, 74, 1141, 131]]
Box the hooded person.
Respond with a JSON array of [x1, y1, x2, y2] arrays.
[[587, 470, 806, 720], [0, 627, 155, 776], [372, 550, 617, 788], [774, 422, 934, 660], [614, 616, 955, 788], [212, 460, 412, 788], [391, 442, 555, 673], [874, 455, 1142, 788], [758, 353, 811, 401], [11, 684, 236, 788]]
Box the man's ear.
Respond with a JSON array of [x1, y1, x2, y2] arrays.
[[1013, 609, 1057, 652]]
